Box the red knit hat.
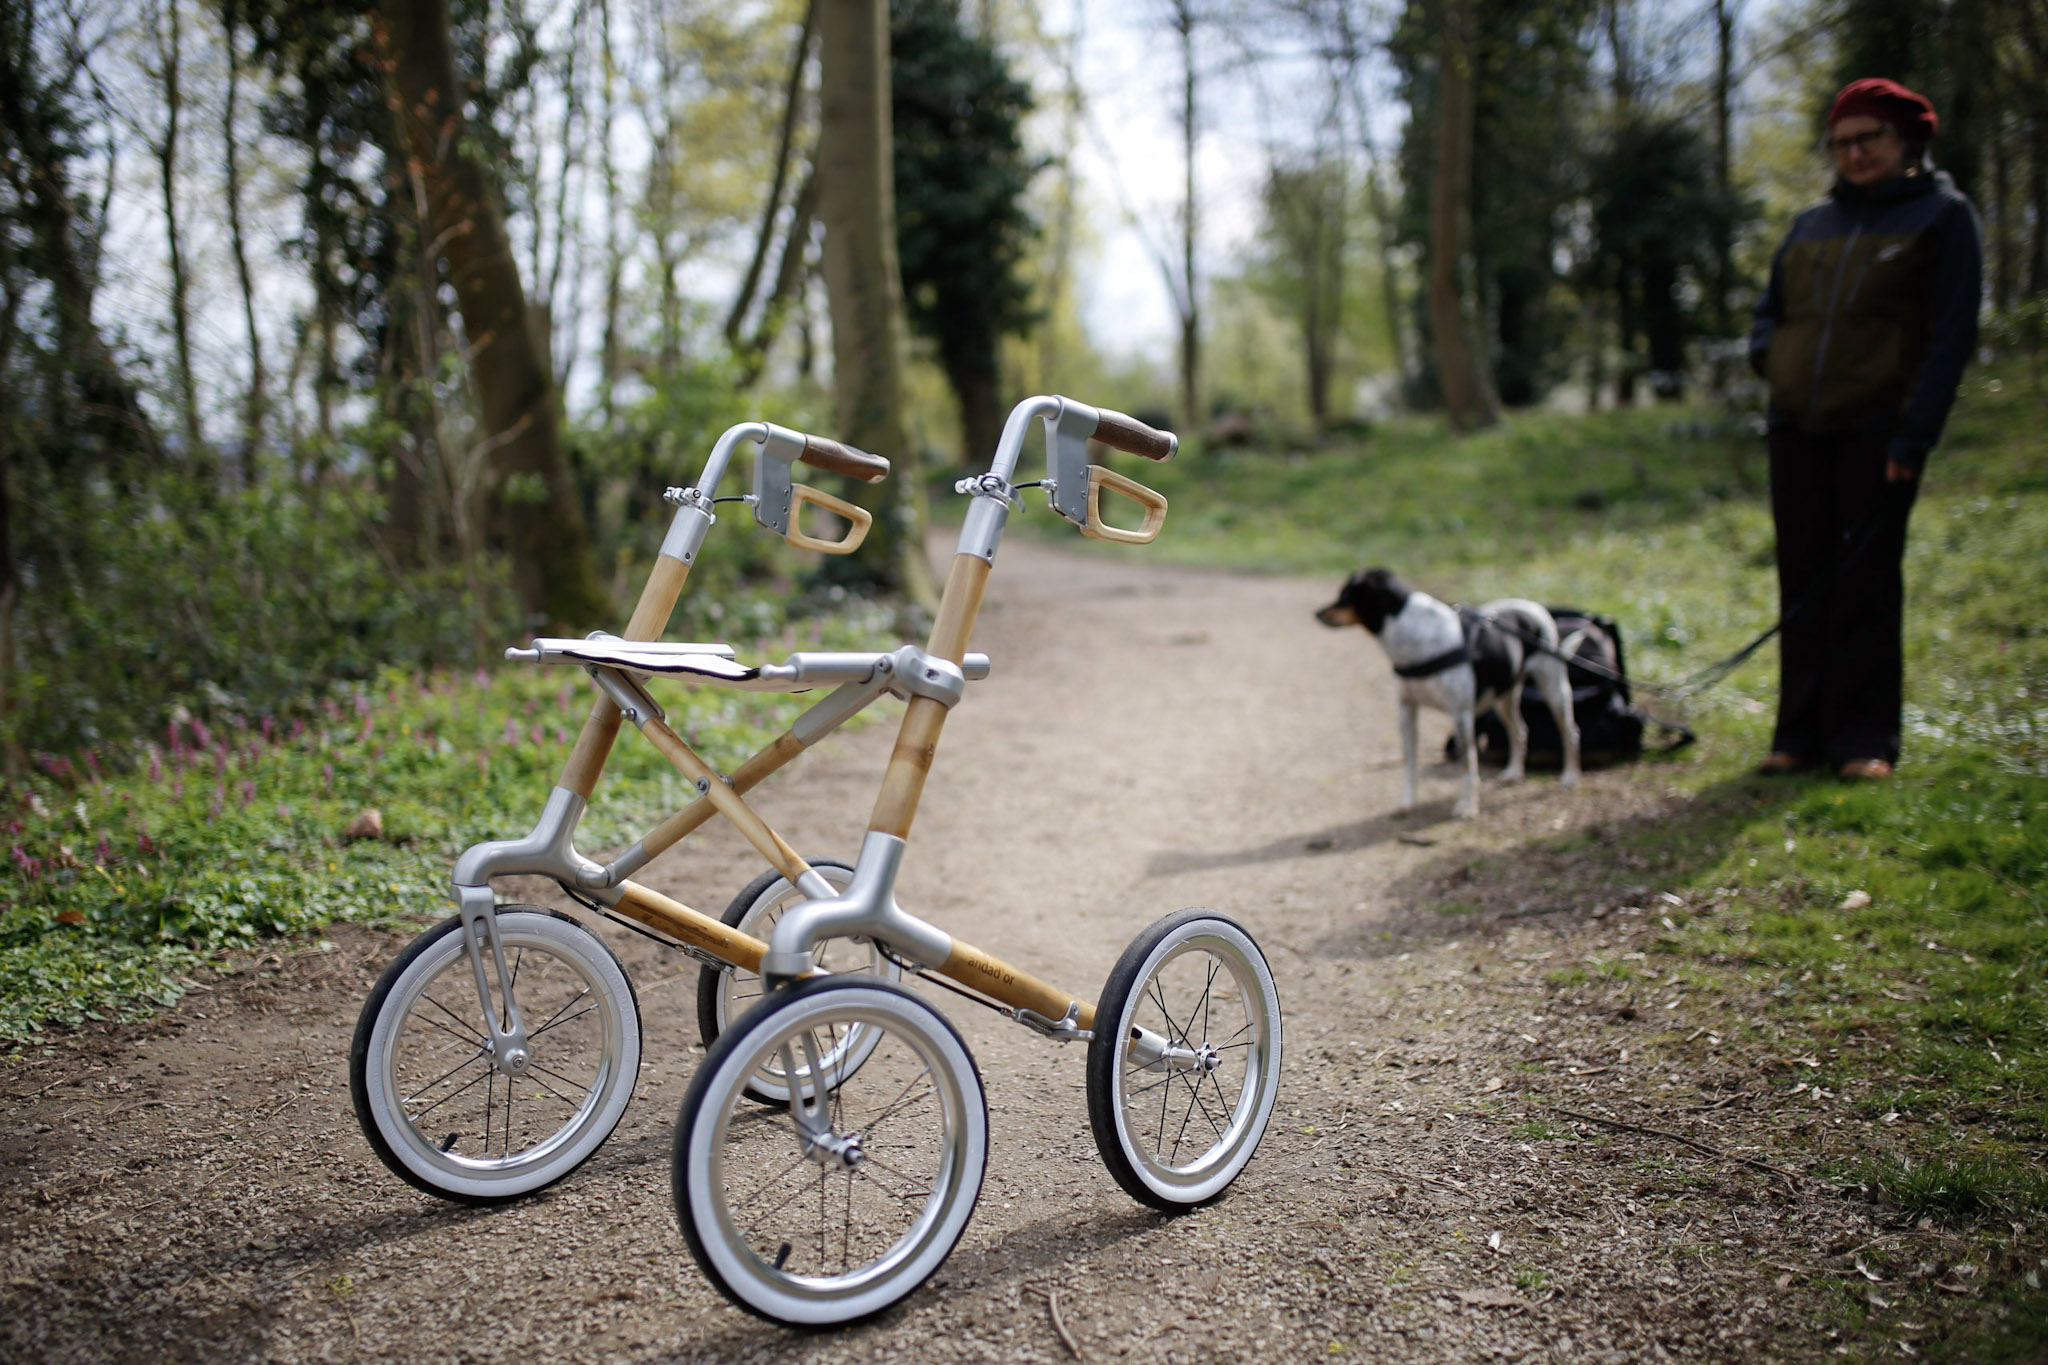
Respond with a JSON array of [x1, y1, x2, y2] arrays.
[[1828, 78, 1938, 140]]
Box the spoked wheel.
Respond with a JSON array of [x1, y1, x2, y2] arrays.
[[1086, 909, 1283, 1210], [696, 859, 898, 1105], [350, 907, 640, 1203], [673, 977, 987, 1326]]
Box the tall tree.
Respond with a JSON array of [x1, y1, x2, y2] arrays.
[[815, 0, 933, 602], [1169, 0, 1202, 430], [374, 0, 608, 629], [219, 0, 266, 483], [1259, 157, 1348, 424], [1424, 0, 1498, 431], [148, 0, 206, 464], [891, 0, 1039, 468]]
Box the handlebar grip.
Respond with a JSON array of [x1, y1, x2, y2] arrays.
[[1091, 408, 1178, 461], [801, 434, 890, 483]]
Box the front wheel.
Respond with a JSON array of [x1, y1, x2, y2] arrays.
[[350, 907, 640, 1203], [673, 977, 987, 1326], [1086, 909, 1283, 1210]]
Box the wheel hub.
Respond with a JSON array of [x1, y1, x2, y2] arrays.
[[800, 1127, 866, 1172]]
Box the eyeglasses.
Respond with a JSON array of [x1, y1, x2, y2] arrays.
[[1826, 127, 1894, 156]]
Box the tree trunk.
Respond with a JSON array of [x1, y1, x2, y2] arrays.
[[2031, 105, 2048, 298], [1331, 0, 1410, 389], [815, 0, 933, 604], [1427, 0, 1499, 433], [375, 0, 609, 631], [942, 344, 1003, 475], [153, 0, 206, 468], [1987, 110, 2012, 312], [1710, 0, 1738, 338], [1174, 0, 1200, 432], [728, 1, 816, 354], [737, 169, 818, 387], [221, 0, 265, 486], [597, 0, 622, 426]]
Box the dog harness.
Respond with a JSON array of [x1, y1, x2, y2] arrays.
[[1393, 615, 1515, 698]]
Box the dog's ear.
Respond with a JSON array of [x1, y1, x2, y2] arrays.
[[1338, 567, 1405, 634]]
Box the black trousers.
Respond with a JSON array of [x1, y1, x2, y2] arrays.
[[1767, 426, 1921, 765]]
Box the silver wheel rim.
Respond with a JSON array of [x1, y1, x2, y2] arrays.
[[371, 915, 631, 1195], [686, 984, 983, 1324], [717, 865, 897, 1102], [1111, 924, 1280, 1203]]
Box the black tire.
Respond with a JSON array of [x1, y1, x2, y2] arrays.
[[1085, 909, 1283, 1211], [350, 907, 640, 1204]]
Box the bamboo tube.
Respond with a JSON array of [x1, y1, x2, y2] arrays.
[[868, 555, 990, 837], [938, 940, 1096, 1031], [555, 553, 694, 798], [638, 730, 807, 860], [611, 880, 766, 972], [637, 717, 810, 885]]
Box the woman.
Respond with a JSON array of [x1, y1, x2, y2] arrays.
[[1747, 77, 1982, 780]]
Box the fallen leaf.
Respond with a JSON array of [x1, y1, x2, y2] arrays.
[[1840, 889, 1872, 911], [342, 808, 384, 841], [1487, 1231, 1502, 1252], [1454, 1288, 1519, 1308], [1481, 1077, 1504, 1093], [55, 908, 86, 925]]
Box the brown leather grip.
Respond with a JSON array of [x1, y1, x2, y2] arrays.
[[1091, 408, 1178, 461], [801, 434, 890, 483]]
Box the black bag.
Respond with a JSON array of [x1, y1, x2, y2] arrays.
[[1451, 607, 1692, 768]]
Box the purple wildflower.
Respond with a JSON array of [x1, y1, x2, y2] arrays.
[[240, 779, 256, 808], [137, 831, 156, 855], [147, 751, 163, 784], [95, 836, 111, 865], [193, 720, 213, 749], [504, 718, 519, 746]]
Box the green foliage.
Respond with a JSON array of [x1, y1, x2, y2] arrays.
[[891, 0, 1039, 459], [9, 476, 504, 754]]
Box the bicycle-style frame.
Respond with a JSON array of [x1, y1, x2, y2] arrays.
[[448, 397, 1174, 1075]]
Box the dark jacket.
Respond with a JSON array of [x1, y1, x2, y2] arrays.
[[1748, 169, 1982, 472]]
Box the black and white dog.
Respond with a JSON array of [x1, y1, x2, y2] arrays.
[[1317, 568, 1581, 819]]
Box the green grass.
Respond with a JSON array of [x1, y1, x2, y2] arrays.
[[0, 592, 898, 1043], [1132, 360, 2048, 1260]]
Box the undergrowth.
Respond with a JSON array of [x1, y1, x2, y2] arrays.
[[0, 591, 897, 1042]]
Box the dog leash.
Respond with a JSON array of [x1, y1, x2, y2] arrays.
[[1457, 511, 1890, 701]]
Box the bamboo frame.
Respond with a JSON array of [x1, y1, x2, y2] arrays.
[[516, 491, 1102, 1041]]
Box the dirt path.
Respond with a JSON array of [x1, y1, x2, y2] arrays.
[[0, 538, 1997, 1363]]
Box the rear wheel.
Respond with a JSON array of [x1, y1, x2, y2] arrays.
[[351, 907, 639, 1203], [697, 859, 896, 1104], [1085, 909, 1283, 1210]]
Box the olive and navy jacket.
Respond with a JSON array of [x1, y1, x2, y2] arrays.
[[1748, 168, 1982, 472]]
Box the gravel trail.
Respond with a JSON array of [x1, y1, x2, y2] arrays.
[[0, 537, 1973, 1363]]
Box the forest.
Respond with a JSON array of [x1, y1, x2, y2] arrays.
[[2, 0, 2044, 761]]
